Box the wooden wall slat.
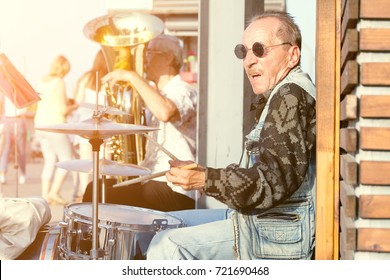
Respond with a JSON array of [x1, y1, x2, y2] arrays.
[[358, 228, 390, 252], [360, 127, 390, 150], [361, 63, 390, 86], [341, 0, 359, 41], [340, 128, 357, 152], [340, 180, 356, 218], [360, 95, 390, 118], [340, 154, 358, 186], [341, 60, 358, 95], [360, 0, 390, 19], [341, 0, 347, 18], [360, 161, 390, 185], [340, 249, 355, 260], [360, 28, 390, 51], [341, 29, 358, 71], [359, 195, 390, 218], [340, 0, 390, 260], [340, 206, 356, 250], [340, 94, 357, 120]]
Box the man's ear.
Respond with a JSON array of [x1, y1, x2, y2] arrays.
[[288, 45, 301, 67], [165, 52, 175, 67]]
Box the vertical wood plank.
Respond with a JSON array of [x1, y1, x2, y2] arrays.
[[334, 0, 342, 260], [315, 0, 338, 260]]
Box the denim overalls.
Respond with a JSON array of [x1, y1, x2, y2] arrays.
[[232, 67, 316, 259]]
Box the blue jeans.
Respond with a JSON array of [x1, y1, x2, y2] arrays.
[[147, 209, 235, 260], [147, 200, 315, 260]]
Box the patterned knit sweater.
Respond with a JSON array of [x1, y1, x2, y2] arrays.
[[204, 83, 316, 212]]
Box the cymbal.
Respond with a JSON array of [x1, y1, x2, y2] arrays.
[[56, 158, 151, 176], [35, 117, 158, 139], [79, 102, 130, 115]]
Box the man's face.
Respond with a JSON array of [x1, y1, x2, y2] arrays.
[[242, 17, 293, 95], [144, 41, 167, 82]]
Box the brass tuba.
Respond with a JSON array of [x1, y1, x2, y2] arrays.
[[83, 12, 164, 173]]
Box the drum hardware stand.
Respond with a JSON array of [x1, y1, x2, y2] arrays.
[[88, 109, 106, 260], [88, 136, 105, 259]]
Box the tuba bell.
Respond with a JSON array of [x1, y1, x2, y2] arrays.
[[83, 12, 164, 176]]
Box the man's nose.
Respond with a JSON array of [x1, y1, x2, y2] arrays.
[[244, 50, 257, 67]]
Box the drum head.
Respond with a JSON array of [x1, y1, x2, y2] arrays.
[[65, 203, 183, 227]]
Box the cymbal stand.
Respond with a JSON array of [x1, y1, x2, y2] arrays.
[[89, 137, 104, 259], [88, 112, 105, 260]]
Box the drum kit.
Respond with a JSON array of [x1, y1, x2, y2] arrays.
[[21, 12, 186, 260], [30, 102, 184, 260]]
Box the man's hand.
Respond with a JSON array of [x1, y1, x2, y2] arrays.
[[166, 160, 206, 190], [101, 69, 136, 89]]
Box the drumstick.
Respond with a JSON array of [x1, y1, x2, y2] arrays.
[[143, 133, 179, 161], [113, 163, 198, 188]]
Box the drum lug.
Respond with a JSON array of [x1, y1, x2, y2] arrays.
[[58, 221, 68, 228], [152, 219, 168, 231], [90, 248, 106, 260], [48, 226, 61, 235], [104, 239, 116, 259], [108, 239, 115, 247], [59, 221, 77, 236]]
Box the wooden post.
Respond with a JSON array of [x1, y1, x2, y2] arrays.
[[315, 0, 340, 259]]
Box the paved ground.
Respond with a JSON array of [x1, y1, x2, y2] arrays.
[[0, 157, 75, 225]]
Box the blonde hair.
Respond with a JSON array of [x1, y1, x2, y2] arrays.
[[49, 55, 70, 78]]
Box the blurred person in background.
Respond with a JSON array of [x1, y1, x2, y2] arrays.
[[34, 55, 78, 204], [0, 95, 28, 185]]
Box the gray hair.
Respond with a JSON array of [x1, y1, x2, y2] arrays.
[[248, 11, 302, 50], [150, 34, 184, 71]]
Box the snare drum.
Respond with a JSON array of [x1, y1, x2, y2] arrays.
[[59, 203, 183, 260]]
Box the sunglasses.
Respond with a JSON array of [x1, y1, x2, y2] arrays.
[[234, 42, 292, 59]]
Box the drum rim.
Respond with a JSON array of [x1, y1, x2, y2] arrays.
[[64, 202, 184, 227]]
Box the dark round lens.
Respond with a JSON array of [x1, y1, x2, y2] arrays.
[[252, 42, 265, 58], [234, 44, 247, 59]]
